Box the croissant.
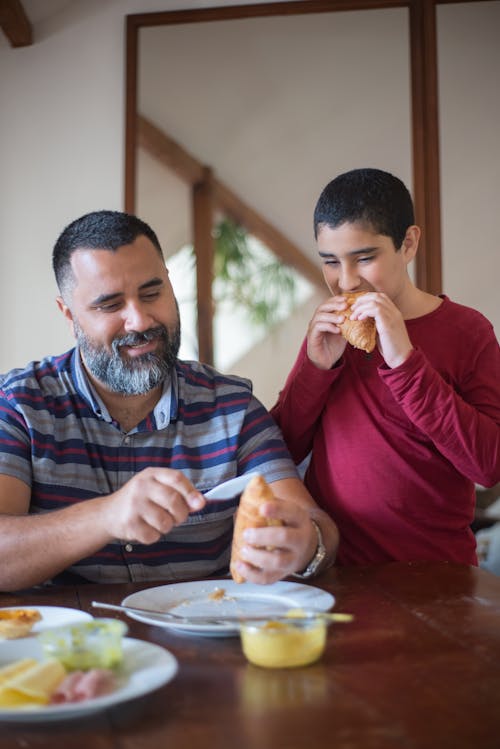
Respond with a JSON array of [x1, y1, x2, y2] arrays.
[[0, 608, 42, 639], [339, 292, 376, 353], [230, 474, 282, 584]]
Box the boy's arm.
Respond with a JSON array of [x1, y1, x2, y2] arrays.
[[271, 340, 340, 463], [381, 344, 500, 487]]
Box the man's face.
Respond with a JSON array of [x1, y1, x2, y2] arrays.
[[60, 236, 181, 395], [317, 221, 416, 303]]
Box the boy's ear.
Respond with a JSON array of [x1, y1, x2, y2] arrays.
[[401, 225, 420, 263], [56, 296, 76, 338]]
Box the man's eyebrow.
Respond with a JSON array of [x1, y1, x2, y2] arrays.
[[319, 246, 379, 258], [90, 278, 164, 306], [90, 291, 122, 306], [139, 277, 163, 291]]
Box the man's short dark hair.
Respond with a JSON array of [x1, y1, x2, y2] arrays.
[[313, 168, 415, 249], [52, 210, 164, 295]]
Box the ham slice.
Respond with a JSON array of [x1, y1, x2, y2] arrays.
[[50, 668, 116, 703]]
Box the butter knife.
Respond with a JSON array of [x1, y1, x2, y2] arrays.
[[203, 472, 260, 501], [91, 601, 353, 624]]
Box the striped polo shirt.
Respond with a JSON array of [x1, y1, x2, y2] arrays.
[[0, 348, 297, 584]]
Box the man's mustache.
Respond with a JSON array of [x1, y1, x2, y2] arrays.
[[112, 326, 167, 353]]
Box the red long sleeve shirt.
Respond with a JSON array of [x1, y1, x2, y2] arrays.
[[271, 296, 500, 565]]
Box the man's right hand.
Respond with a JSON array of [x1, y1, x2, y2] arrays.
[[100, 468, 205, 544], [306, 296, 348, 370]]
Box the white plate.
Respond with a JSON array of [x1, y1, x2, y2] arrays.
[[0, 637, 177, 722], [0, 606, 93, 636], [122, 580, 335, 637]]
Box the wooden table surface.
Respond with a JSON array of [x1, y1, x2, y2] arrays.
[[1, 561, 500, 749]]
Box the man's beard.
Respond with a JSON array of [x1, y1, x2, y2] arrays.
[[74, 320, 181, 395]]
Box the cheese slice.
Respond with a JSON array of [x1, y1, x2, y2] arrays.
[[0, 659, 66, 708]]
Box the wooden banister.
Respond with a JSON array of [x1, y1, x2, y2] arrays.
[[137, 115, 324, 290]]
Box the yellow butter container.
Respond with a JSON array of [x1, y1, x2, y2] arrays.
[[240, 618, 327, 669]]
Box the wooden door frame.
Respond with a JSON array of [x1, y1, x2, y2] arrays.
[[124, 0, 486, 359]]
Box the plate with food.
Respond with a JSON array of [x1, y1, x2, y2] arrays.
[[0, 631, 177, 722], [0, 606, 93, 640], [121, 580, 335, 637]]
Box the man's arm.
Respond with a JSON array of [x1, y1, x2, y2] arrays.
[[0, 469, 205, 592], [0, 474, 114, 591]]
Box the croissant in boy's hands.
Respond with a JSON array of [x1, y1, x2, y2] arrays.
[[339, 292, 376, 353]]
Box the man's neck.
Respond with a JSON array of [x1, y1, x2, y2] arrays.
[[90, 376, 163, 433]]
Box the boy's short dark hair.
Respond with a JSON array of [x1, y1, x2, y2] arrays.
[[313, 168, 415, 249], [52, 210, 164, 295]]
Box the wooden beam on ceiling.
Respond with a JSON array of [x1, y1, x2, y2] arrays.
[[0, 0, 32, 47]]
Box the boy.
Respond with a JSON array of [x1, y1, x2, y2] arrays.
[[271, 168, 500, 565]]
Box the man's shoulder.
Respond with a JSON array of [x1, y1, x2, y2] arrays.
[[175, 359, 253, 395], [0, 350, 75, 395]]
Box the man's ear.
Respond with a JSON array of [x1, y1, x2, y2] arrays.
[[56, 296, 76, 338], [401, 225, 420, 264]]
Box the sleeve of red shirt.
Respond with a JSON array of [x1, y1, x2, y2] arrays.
[[379, 341, 500, 487], [270, 339, 341, 464]]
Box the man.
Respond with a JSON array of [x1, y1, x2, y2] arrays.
[[272, 168, 500, 566], [0, 210, 338, 591]]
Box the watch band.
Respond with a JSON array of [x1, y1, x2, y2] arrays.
[[292, 519, 327, 579]]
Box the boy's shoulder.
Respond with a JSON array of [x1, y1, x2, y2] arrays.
[[437, 295, 494, 334], [411, 295, 494, 338]]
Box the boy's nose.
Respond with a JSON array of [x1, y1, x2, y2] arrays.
[[339, 266, 361, 293]]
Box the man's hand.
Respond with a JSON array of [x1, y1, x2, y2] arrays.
[[100, 468, 205, 544], [231, 496, 319, 584]]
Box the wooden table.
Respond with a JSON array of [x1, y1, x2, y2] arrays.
[[2, 561, 500, 748]]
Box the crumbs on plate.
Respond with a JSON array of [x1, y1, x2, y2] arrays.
[[208, 587, 226, 601]]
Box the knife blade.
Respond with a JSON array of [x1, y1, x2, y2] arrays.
[[91, 601, 353, 625], [203, 472, 260, 501]]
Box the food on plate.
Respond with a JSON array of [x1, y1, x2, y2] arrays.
[[0, 659, 116, 708], [240, 617, 327, 668], [38, 619, 127, 670], [208, 587, 226, 601], [338, 291, 376, 353], [50, 668, 116, 704], [230, 474, 282, 584], [0, 658, 66, 708], [0, 658, 39, 684], [0, 608, 42, 639]]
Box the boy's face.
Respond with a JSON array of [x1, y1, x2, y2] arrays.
[[317, 221, 417, 301]]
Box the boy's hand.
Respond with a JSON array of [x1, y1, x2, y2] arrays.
[[306, 297, 348, 369], [350, 292, 413, 368]]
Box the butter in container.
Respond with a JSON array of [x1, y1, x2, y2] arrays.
[[240, 617, 327, 669], [38, 618, 127, 671]]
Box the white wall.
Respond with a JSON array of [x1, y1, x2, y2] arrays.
[[438, 1, 500, 329], [1, 1, 498, 407], [0, 0, 273, 372]]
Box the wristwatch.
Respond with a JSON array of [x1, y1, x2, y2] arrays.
[[293, 519, 327, 579]]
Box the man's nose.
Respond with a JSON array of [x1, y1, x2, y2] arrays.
[[122, 301, 153, 332]]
